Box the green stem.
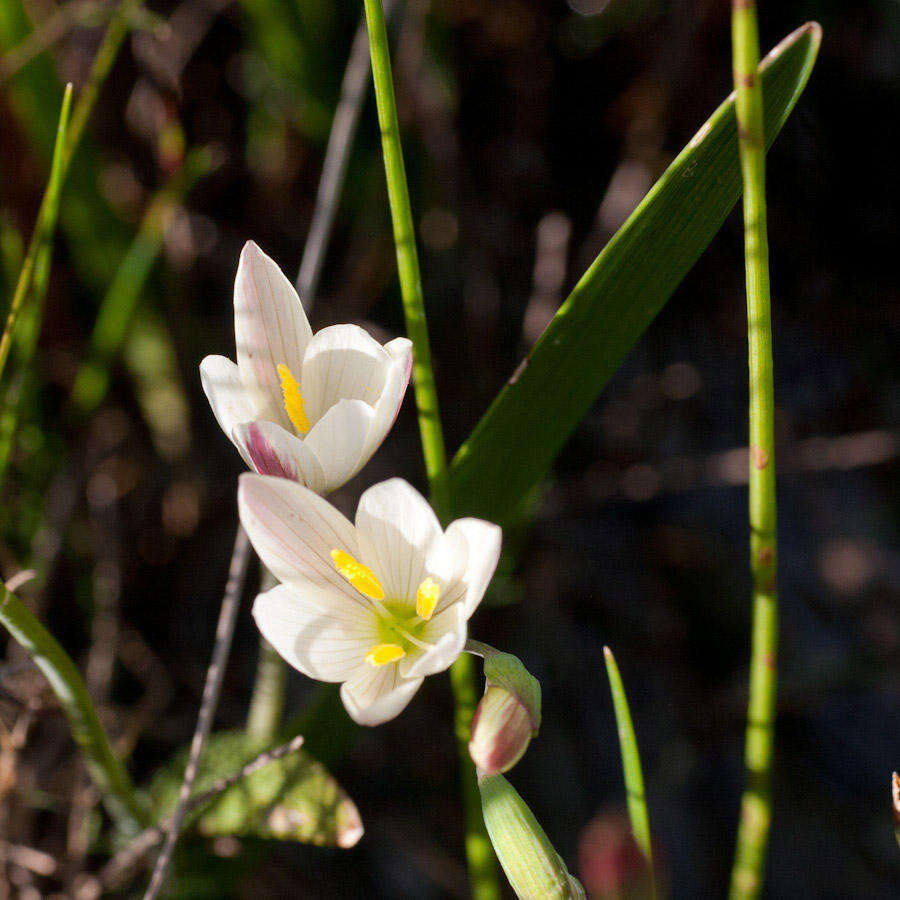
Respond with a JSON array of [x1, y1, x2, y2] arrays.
[[361, 1, 497, 895], [603, 647, 654, 894], [246, 569, 286, 741], [362, 0, 448, 515], [729, 3, 779, 898], [0, 84, 71, 383], [0, 585, 147, 832]]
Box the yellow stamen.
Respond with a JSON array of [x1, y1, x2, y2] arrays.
[[277, 363, 310, 434], [365, 643, 405, 666], [415, 576, 440, 620], [331, 549, 385, 600]]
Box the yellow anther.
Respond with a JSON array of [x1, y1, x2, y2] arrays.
[[331, 549, 385, 600], [365, 644, 405, 667], [415, 576, 440, 620], [277, 363, 310, 434]]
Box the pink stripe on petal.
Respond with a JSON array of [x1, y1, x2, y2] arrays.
[[246, 422, 298, 481]]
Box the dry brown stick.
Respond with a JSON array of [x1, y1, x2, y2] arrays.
[[143, 524, 250, 900], [102, 734, 304, 891]]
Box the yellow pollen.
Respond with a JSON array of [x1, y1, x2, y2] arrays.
[[415, 576, 440, 620], [365, 643, 405, 666], [331, 549, 385, 600], [277, 363, 310, 434]]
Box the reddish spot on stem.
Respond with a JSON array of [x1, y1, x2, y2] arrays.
[[751, 445, 769, 469], [757, 546, 773, 566], [764, 653, 776, 670], [509, 356, 529, 386]]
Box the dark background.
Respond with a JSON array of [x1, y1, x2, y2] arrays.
[[1, 0, 898, 896]]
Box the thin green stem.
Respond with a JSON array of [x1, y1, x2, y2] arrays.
[[246, 569, 286, 741], [0, 585, 147, 832], [361, 1, 497, 895], [0, 84, 72, 383], [362, 0, 448, 515], [603, 647, 654, 893], [729, 3, 779, 898]]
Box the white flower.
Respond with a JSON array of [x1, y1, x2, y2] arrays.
[[201, 242, 413, 494], [239, 474, 502, 725]]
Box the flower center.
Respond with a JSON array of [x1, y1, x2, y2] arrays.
[[277, 363, 309, 434], [330, 549, 439, 666]]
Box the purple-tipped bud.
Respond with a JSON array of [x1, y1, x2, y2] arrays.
[[470, 686, 535, 775], [468, 651, 541, 776]]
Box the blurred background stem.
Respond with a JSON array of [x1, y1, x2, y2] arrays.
[[246, 568, 287, 742], [729, 2, 780, 897], [361, 0, 498, 895]]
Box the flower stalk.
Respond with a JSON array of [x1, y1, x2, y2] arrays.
[[729, 2, 780, 897], [361, 0, 497, 893], [246, 571, 287, 741], [0, 585, 146, 833]]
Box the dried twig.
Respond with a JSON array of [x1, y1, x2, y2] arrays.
[[143, 525, 250, 899]]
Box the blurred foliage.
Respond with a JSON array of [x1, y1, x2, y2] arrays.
[[149, 730, 362, 848]]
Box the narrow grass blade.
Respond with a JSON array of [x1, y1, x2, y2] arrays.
[[603, 647, 654, 889], [0, 84, 72, 383], [447, 23, 821, 525], [0, 584, 147, 832]]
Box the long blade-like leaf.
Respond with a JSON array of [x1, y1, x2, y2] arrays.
[[448, 23, 821, 524]]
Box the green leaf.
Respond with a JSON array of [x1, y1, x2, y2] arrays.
[[149, 731, 363, 848], [447, 23, 821, 525]]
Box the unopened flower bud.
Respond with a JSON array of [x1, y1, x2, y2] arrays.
[[479, 774, 584, 899], [469, 651, 541, 776], [470, 686, 534, 775]]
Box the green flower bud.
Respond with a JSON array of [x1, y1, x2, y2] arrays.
[[479, 774, 584, 899]]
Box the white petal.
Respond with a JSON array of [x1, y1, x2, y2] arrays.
[[340, 666, 423, 726], [399, 603, 467, 679], [363, 338, 413, 460], [355, 479, 442, 602], [252, 583, 377, 682], [302, 399, 375, 492], [232, 421, 326, 492], [234, 242, 313, 428], [300, 324, 391, 424], [200, 355, 260, 465], [443, 518, 502, 618], [238, 473, 362, 598]]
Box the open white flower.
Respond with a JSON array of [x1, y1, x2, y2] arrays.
[[239, 474, 502, 725], [201, 242, 413, 494]]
